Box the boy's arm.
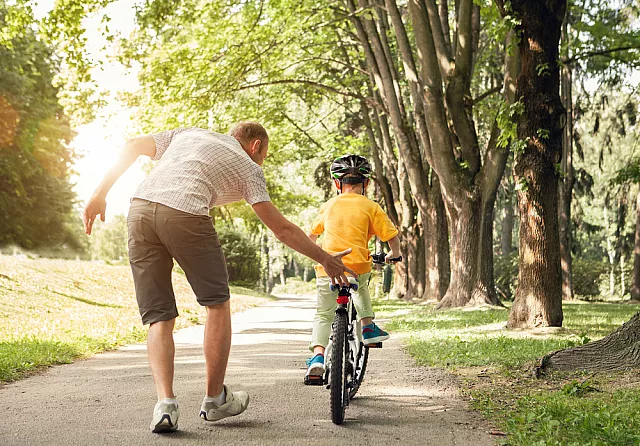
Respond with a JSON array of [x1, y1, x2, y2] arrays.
[[385, 235, 401, 263], [308, 233, 319, 243], [83, 135, 156, 235]]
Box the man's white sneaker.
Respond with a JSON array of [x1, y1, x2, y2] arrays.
[[199, 385, 249, 422], [150, 400, 179, 433]]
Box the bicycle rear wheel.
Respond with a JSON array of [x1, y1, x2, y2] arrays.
[[348, 341, 368, 399], [330, 311, 348, 425]]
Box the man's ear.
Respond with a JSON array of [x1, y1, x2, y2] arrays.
[[251, 139, 261, 154]]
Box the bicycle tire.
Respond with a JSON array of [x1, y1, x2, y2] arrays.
[[330, 311, 348, 425], [348, 342, 368, 399]]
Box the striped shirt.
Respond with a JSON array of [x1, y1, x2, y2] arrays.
[[132, 127, 271, 216]]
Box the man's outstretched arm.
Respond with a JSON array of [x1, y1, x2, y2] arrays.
[[252, 201, 355, 285], [83, 136, 156, 235]]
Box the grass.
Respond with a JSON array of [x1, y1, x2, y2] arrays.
[[372, 297, 640, 446], [0, 254, 272, 382]]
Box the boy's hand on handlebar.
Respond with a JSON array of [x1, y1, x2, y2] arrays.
[[322, 248, 357, 285], [385, 252, 402, 264]]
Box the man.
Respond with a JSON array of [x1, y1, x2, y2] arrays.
[[83, 122, 355, 433]]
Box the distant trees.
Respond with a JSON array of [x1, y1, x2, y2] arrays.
[[0, 2, 81, 251]]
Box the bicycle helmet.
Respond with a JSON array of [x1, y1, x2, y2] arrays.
[[330, 154, 372, 184]]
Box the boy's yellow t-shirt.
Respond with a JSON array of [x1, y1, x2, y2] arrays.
[[310, 193, 398, 277]]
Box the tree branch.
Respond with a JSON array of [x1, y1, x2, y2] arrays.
[[281, 112, 325, 152], [454, 0, 473, 80], [563, 45, 640, 65], [439, 0, 452, 55], [472, 85, 502, 104], [424, 0, 452, 77], [234, 79, 383, 110]]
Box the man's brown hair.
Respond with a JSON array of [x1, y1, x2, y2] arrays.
[[230, 121, 268, 148]]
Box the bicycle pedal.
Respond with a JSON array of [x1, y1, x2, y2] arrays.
[[304, 375, 324, 386], [366, 342, 383, 348]]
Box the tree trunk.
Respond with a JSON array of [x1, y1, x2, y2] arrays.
[[406, 221, 425, 299], [631, 189, 640, 301], [423, 178, 450, 301], [394, 232, 409, 298], [506, 0, 566, 328], [605, 204, 616, 296], [559, 61, 575, 300], [537, 312, 640, 373], [478, 192, 501, 305], [621, 252, 626, 296], [438, 195, 501, 308], [501, 186, 515, 255]]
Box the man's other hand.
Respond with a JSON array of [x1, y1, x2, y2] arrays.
[[83, 196, 107, 235]]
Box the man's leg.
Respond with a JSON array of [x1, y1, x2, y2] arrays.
[[147, 318, 176, 400], [203, 300, 231, 397]]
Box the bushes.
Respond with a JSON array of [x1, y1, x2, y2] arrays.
[[494, 253, 518, 300], [572, 258, 609, 297], [216, 226, 261, 287], [493, 253, 613, 299]]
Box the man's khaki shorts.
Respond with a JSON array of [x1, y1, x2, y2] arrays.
[[127, 199, 230, 325]]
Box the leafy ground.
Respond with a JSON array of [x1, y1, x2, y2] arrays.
[[0, 255, 271, 382], [372, 298, 640, 446]]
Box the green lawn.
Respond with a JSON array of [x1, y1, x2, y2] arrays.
[[0, 255, 271, 382], [373, 298, 640, 446]]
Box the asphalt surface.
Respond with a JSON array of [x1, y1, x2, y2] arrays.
[[1, 293, 495, 445]]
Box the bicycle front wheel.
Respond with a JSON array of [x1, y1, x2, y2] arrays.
[[330, 311, 348, 425]]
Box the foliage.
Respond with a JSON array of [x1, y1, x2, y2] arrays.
[[494, 252, 518, 300], [572, 258, 610, 297], [0, 2, 84, 251], [216, 225, 261, 287], [90, 214, 127, 262]]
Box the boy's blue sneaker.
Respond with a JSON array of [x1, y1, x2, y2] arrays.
[[305, 354, 325, 377], [362, 323, 390, 345]]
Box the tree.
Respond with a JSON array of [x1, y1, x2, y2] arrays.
[[496, 0, 566, 328], [0, 2, 82, 251]]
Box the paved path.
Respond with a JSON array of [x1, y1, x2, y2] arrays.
[[0, 294, 494, 445]]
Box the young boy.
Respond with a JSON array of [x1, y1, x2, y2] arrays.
[[305, 154, 401, 380]]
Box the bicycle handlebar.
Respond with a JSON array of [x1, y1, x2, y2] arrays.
[[329, 252, 402, 292]]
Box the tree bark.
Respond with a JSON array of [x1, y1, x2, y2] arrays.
[[506, 0, 566, 328], [501, 185, 515, 255], [537, 312, 640, 373], [437, 195, 488, 308], [631, 189, 640, 301], [559, 56, 575, 300], [424, 177, 450, 301]]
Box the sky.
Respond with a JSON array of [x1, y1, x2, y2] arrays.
[[36, 0, 146, 221]]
